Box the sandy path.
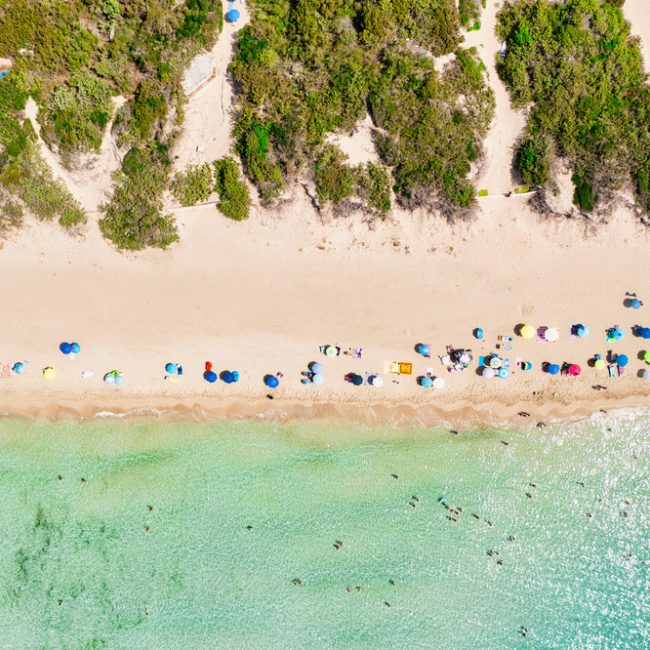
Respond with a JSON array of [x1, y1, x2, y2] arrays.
[[24, 96, 125, 214], [173, 0, 251, 169], [624, 0, 650, 72], [464, 0, 526, 195]]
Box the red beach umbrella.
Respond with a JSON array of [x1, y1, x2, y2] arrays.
[[568, 364, 581, 377]]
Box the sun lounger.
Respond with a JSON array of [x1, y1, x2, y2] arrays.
[[384, 361, 399, 374], [478, 355, 485, 367]]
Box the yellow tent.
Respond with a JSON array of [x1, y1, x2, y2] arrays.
[[398, 362, 413, 375]]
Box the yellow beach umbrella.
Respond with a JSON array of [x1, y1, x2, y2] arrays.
[[42, 366, 56, 380], [594, 359, 606, 370], [520, 324, 535, 339]]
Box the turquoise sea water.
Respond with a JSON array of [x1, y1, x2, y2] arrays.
[[0, 414, 648, 649]]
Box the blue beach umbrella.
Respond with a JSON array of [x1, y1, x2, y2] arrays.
[[232, 371, 240, 382], [349, 374, 363, 386], [312, 372, 324, 385], [165, 362, 177, 375], [221, 371, 236, 384], [264, 374, 279, 388], [616, 354, 629, 367], [474, 327, 484, 340], [416, 343, 430, 357], [498, 367, 510, 379], [631, 299, 642, 309], [204, 370, 217, 383], [59, 342, 72, 354], [641, 327, 650, 340], [12, 362, 25, 374], [546, 363, 560, 375], [419, 376, 433, 388], [226, 8, 240, 22], [309, 362, 323, 374], [70, 342, 81, 353], [572, 324, 589, 338]]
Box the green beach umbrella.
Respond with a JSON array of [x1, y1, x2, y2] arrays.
[[325, 346, 337, 357], [644, 351, 650, 363]]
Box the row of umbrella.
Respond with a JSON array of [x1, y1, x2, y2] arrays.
[[419, 376, 444, 389], [59, 342, 81, 355]]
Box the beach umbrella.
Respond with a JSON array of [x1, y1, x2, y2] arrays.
[[309, 362, 323, 374], [489, 356, 502, 369], [221, 371, 236, 384], [631, 299, 642, 309], [43, 366, 56, 380], [547, 363, 560, 375], [368, 375, 383, 387], [573, 324, 589, 338], [594, 358, 606, 370], [644, 351, 650, 363], [419, 376, 433, 388], [616, 354, 629, 367], [608, 327, 625, 341], [70, 342, 80, 353], [432, 377, 445, 389], [114, 372, 125, 386], [520, 324, 535, 339], [568, 364, 581, 377], [103, 371, 115, 384], [325, 346, 337, 357], [474, 327, 484, 340], [312, 372, 324, 385], [205, 361, 213, 371], [459, 353, 470, 365], [165, 363, 177, 375], [264, 374, 279, 388], [226, 8, 240, 22], [544, 328, 560, 342], [232, 371, 240, 382], [12, 362, 25, 374], [204, 370, 217, 383], [641, 327, 650, 340], [643, 369, 650, 380], [349, 374, 363, 386], [498, 368, 510, 380], [416, 343, 430, 357], [59, 342, 71, 354], [482, 367, 495, 378]]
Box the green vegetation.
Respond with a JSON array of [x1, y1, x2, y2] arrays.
[[99, 146, 178, 249], [0, 72, 86, 230], [213, 156, 252, 221], [497, 0, 650, 214], [172, 163, 213, 206], [459, 0, 484, 30], [230, 0, 494, 215], [0, 0, 222, 247]]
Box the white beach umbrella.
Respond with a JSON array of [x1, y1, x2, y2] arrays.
[[643, 369, 650, 381], [432, 377, 445, 389], [369, 375, 383, 387], [312, 373, 324, 385], [545, 328, 560, 342], [482, 367, 496, 378]]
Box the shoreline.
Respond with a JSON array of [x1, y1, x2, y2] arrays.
[[3, 390, 650, 431]]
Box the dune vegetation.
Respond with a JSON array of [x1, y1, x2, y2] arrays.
[[497, 0, 650, 215], [0, 0, 222, 248], [230, 0, 494, 216]]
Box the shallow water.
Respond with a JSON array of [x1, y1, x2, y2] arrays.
[[0, 413, 648, 649]]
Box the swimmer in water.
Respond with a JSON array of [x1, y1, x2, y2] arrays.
[[391, 473, 399, 480]]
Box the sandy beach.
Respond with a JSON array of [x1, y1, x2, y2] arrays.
[[1, 0, 649, 428]]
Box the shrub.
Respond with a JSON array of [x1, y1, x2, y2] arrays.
[[357, 162, 391, 213], [100, 146, 178, 249], [497, 0, 650, 216], [0, 195, 24, 235], [314, 146, 357, 204], [516, 136, 550, 186], [213, 156, 251, 221], [172, 164, 213, 206]]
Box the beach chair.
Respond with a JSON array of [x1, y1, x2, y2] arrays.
[[384, 361, 399, 375], [478, 355, 485, 368]]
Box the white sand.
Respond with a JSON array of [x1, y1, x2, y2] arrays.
[[326, 114, 380, 166], [624, 0, 650, 72], [1, 0, 649, 426], [464, 0, 526, 195], [173, 0, 251, 169]]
